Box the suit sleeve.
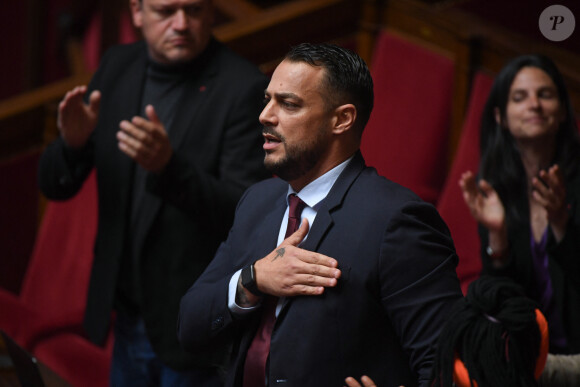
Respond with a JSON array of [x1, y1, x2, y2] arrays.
[[378, 201, 462, 386], [37, 50, 111, 200], [177, 187, 259, 353], [177, 240, 239, 352]]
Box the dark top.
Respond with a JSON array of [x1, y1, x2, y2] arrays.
[[480, 169, 580, 354], [38, 38, 270, 369]]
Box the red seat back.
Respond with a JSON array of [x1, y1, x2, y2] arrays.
[[20, 170, 98, 321], [83, 10, 138, 71], [436, 72, 494, 294], [361, 30, 455, 204]]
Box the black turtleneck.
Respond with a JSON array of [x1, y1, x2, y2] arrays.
[[117, 55, 202, 316]]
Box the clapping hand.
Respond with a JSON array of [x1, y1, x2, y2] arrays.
[[532, 165, 569, 241], [345, 376, 377, 387], [117, 104, 173, 173], [459, 171, 506, 233], [57, 86, 101, 148], [344, 375, 404, 387]]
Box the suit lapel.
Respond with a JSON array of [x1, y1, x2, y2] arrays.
[[113, 44, 148, 216], [253, 191, 287, 262], [168, 40, 219, 151], [302, 151, 366, 252], [168, 72, 212, 149], [131, 43, 220, 258], [279, 152, 366, 311]]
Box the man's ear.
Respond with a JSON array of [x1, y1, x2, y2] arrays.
[[130, 0, 143, 28], [333, 104, 356, 135]]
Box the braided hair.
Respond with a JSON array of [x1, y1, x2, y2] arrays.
[[432, 275, 542, 387]]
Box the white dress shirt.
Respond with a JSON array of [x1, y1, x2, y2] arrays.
[[228, 156, 353, 316]]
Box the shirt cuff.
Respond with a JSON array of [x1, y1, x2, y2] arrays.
[[228, 269, 261, 315]]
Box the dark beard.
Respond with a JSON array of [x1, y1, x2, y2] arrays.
[[263, 127, 327, 182], [265, 145, 320, 182]]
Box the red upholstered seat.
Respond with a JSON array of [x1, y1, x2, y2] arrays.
[[34, 330, 113, 387], [0, 170, 113, 386], [436, 72, 494, 294], [83, 10, 138, 71], [361, 30, 455, 204]]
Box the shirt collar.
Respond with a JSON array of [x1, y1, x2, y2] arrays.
[[286, 156, 354, 209]]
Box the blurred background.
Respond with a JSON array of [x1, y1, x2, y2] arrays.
[[1, 0, 579, 322], [2, 1, 580, 385]]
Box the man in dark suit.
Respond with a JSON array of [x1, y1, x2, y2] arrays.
[[38, 0, 268, 385], [178, 43, 463, 386]]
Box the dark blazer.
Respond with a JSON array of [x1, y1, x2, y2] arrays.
[[38, 38, 269, 369], [178, 152, 463, 386]]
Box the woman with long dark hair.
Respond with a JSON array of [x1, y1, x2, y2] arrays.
[[460, 54, 580, 355]]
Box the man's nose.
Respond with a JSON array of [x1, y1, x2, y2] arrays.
[[172, 9, 188, 30], [259, 101, 276, 126]]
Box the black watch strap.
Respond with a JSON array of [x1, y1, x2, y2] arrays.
[[241, 262, 266, 297]]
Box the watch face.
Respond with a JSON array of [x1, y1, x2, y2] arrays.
[[242, 265, 255, 287], [249, 264, 256, 281], [241, 264, 263, 296], [242, 265, 251, 285]]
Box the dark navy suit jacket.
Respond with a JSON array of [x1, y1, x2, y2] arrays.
[[179, 152, 463, 386]]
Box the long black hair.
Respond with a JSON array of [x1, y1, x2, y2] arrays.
[[432, 275, 542, 387], [478, 54, 580, 228]]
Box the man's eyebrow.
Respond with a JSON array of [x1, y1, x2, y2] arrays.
[[264, 89, 299, 98], [275, 92, 302, 103], [276, 92, 298, 99]]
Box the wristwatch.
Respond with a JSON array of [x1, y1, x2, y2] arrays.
[[486, 245, 504, 259], [241, 262, 265, 297]]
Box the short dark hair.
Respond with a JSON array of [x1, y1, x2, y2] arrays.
[[285, 43, 374, 136]]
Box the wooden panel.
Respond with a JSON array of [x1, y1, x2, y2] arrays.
[[0, 72, 90, 163], [357, 0, 383, 65], [215, 0, 360, 65], [417, 2, 580, 117], [0, 76, 91, 123], [214, 0, 261, 19]]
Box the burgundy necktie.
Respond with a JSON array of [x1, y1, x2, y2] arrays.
[[243, 194, 306, 387], [284, 194, 307, 239]]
